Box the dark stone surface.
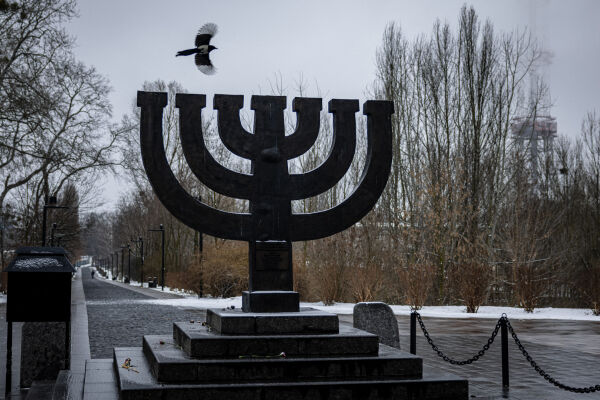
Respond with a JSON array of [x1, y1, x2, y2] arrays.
[[172, 322, 379, 359], [20, 322, 66, 388], [242, 290, 299, 312], [206, 307, 339, 335], [353, 302, 401, 349], [113, 347, 467, 400], [83, 359, 118, 400], [142, 336, 422, 384]]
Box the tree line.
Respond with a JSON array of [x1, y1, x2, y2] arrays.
[[2, 3, 598, 315]]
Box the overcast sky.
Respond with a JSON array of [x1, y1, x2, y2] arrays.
[[67, 0, 600, 210]]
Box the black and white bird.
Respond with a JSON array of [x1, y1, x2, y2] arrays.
[[176, 23, 218, 75]]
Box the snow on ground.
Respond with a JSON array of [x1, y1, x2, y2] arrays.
[[92, 272, 600, 321]]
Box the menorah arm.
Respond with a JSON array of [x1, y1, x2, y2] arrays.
[[138, 91, 252, 241], [177, 94, 253, 199], [280, 97, 322, 159], [289, 100, 393, 241], [288, 99, 358, 200], [213, 94, 255, 159]]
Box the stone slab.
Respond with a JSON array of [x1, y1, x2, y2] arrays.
[[113, 347, 468, 400], [83, 359, 119, 400], [173, 322, 379, 358], [20, 321, 67, 388], [242, 290, 299, 312], [353, 302, 401, 349], [206, 307, 339, 335], [142, 336, 422, 383]]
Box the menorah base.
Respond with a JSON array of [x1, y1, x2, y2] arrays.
[[242, 290, 299, 312]]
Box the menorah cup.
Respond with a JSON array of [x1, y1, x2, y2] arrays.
[[137, 91, 393, 312]]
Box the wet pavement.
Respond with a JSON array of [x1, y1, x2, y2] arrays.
[[81, 268, 205, 359], [340, 314, 600, 399]]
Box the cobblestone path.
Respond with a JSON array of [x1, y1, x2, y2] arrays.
[[82, 268, 204, 359]]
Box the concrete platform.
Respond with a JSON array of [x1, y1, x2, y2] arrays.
[[173, 322, 379, 358]]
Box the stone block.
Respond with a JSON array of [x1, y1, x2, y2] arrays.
[[206, 307, 339, 335], [242, 290, 299, 312], [353, 302, 400, 349], [172, 322, 379, 359], [20, 321, 67, 388]]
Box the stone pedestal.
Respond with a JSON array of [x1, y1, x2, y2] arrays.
[[96, 308, 468, 400], [20, 322, 67, 388]]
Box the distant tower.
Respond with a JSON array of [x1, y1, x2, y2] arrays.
[[511, 0, 556, 183], [511, 115, 557, 182]]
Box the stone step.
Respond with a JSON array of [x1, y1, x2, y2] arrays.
[[173, 321, 380, 358], [113, 347, 467, 400], [205, 307, 339, 335], [141, 337, 422, 384]]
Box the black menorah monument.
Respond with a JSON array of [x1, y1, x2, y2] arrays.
[[84, 91, 467, 399]]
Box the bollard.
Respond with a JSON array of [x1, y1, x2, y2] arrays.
[[501, 316, 509, 390], [410, 311, 416, 355]]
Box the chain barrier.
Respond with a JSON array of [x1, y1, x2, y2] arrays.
[[505, 318, 600, 394], [413, 311, 600, 394], [414, 311, 501, 365]]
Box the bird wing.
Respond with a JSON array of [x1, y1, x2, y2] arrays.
[[195, 23, 218, 47], [195, 53, 216, 75]]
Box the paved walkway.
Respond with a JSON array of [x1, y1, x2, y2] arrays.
[[82, 268, 204, 359]]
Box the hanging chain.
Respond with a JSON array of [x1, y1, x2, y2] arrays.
[[505, 318, 600, 393], [414, 312, 501, 365]]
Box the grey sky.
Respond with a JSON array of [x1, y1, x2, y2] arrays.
[[67, 0, 600, 209]]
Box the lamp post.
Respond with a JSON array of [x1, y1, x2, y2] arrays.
[[120, 245, 127, 282], [113, 251, 118, 280], [41, 195, 68, 246], [149, 224, 165, 291], [126, 244, 132, 283], [131, 236, 144, 287], [50, 223, 57, 246]]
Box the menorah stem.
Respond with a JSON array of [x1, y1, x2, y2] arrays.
[[242, 241, 299, 312]]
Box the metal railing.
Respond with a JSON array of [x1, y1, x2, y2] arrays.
[[410, 311, 600, 394]]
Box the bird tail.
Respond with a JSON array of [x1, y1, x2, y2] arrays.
[[176, 48, 197, 57]]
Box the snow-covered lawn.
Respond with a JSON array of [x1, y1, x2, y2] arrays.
[[76, 271, 600, 321]]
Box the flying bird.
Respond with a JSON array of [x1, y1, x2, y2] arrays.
[[176, 23, 218, 75]]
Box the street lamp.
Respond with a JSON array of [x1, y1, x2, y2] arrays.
[[50, 223, 57, 246], [126, 244, 132, 284], [120, 245, 127, 283], [131, 236, 144, 287], [41, 195, 68, 246], [149, 224, 165, 291]]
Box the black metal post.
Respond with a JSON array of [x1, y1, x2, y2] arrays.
[[148, 224, 166, 291], [410, 311, 417, 355], [160, 224, 165, 290], [139, 236, 144, 287], [5, 321, 11, 396], [127, 244, 131, 283], [50, 223, 57, 246], [121, 246, 125, 282], [41, 196, 50, 246], [41, 196, 68, 246], [501, 316, 509, 390]]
